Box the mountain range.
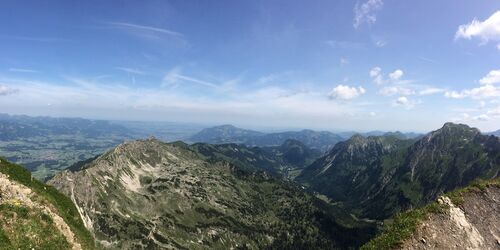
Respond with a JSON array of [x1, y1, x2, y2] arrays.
[[0, 114, 420, 181], [189, 124, 344, 152], [486, 129, 500, 137], [297, 123, 500, 219], [48, 138, 375, 249], [189, 124, 423, 152], [0, 118, 499, 249]]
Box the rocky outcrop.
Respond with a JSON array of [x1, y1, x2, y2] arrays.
[[401, 184, 500, 249]]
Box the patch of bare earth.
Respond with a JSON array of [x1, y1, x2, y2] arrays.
[[401, 186, 500, 250], [0, 172, 82, 250]]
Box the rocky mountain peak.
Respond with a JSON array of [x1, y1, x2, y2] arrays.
[[437, 122, 480, 137], [415, 123, 482, 151], [48, 139, 373, 249]]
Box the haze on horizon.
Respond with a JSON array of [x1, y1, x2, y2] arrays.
[[1, 1, 500, 132]]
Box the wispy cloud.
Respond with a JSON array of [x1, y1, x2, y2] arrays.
[[452, 112, 491, 123], [0, 35, 70, 42], [353, 0, 384, 29], [115, 67, 146, 75], [445, 85, 500, 99], [418, 87, 445, 95], [370, 67, 444, 98], [104, 21, 184, 38], [8, 68, 40, 73], [0, 84, 19, 96], [325, 40, 365, 49], [417, 56, 438, 64], [0, 76, 363, 129], [162, 68, 218, 89], [340, 57, 349, 66], [379, 86, 414, 96], [374, 39, 387, 47]]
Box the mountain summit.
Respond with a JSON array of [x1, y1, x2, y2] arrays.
[[49, 138, 375, 249], [297, 123, 500, 219]]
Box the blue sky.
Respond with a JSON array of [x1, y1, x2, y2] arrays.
[[1, 0, 500, 132]]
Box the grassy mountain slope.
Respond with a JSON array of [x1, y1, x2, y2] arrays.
[[49, 138, 375, 249], [296, 134, 416, 213], [298, 123, 500, 220], [0, 158, 95, 249]]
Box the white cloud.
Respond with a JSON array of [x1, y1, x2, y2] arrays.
[[393, 96, 418, 109], [452, 113, 470, 122], [369, 68, 444, 99], [455, 11, 500, 48], [370, 67, 405, 84], [369, 111, 376, 116], [487, 106, 500, 117], [379, 86, 414, 96], [479, 69, 500, 85], [389, 69, 404, 81], [418, 87, 445, 95], [395, 96, 408, 105], [0, 85, 18, 96], [369, 67, 381, 78], [0, 76, 369, 129], [353, 0, 384, 29], [479, 100, 486, 108], [328, 84, 366, 100], [452, 112, 490, 122], [445, 84, 500, 99], [369, 66, 384, 85], [473, 114, 490, 121], [445, 70, 500, 99]]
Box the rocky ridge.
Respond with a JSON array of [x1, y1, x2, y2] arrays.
[[49, 138, 375, 249]]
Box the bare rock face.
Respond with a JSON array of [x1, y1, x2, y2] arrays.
[[401, 185, 500, 250]]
